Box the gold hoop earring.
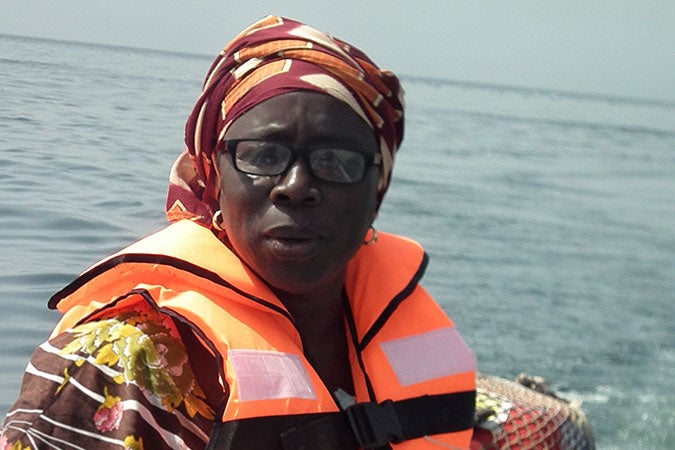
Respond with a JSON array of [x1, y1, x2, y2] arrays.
[[212, 210, 224, 232], [363, 225, 378, 246]]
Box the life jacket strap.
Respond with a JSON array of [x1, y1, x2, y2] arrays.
[[280, 391, 476, 449]]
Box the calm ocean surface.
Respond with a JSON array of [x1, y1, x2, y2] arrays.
[[1, 35, 673, 448]]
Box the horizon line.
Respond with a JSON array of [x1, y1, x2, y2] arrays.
[[2, 32, 673, 108]]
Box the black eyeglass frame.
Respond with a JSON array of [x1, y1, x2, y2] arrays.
[[221, 139, 382, 184]]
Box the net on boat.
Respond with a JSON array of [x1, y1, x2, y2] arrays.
[[471, 373, 595, 450]]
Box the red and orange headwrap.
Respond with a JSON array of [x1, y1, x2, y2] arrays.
[[167, 15, 404, 225]]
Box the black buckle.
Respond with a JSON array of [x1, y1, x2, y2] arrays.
[[345, 400, 404, 448]]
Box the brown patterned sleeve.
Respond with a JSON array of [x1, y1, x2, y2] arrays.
[[0, 308, 215, 450]]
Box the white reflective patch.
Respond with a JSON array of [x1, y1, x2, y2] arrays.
[[380, 327, 476, 386], [228, 349, 316, 401]]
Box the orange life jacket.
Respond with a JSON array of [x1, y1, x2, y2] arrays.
[[49, 219, 476, 449]]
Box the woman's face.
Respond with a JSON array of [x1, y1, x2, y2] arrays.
[[216, 91, 380, 298]]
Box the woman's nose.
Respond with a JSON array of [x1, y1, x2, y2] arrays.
[[269, 159, 321, 205]]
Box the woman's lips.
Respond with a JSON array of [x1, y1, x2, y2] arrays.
[[263, 225, 322, 259]]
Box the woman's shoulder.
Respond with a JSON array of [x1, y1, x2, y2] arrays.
[[0, 305, 214, 449]]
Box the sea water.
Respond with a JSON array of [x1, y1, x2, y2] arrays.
[[1, 34, 673, 449]]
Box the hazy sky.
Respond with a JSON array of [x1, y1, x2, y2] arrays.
[[2, 0, 673, 101]]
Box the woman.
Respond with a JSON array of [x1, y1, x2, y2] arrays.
[[0, 16, 476, 449]]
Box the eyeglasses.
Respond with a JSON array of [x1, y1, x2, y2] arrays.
[[222, 139, 381, 184]]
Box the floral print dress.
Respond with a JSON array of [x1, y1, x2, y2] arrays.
[[0, 303, 215, 450]]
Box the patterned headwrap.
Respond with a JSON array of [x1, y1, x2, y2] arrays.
[[166, 15, 404, 225]]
